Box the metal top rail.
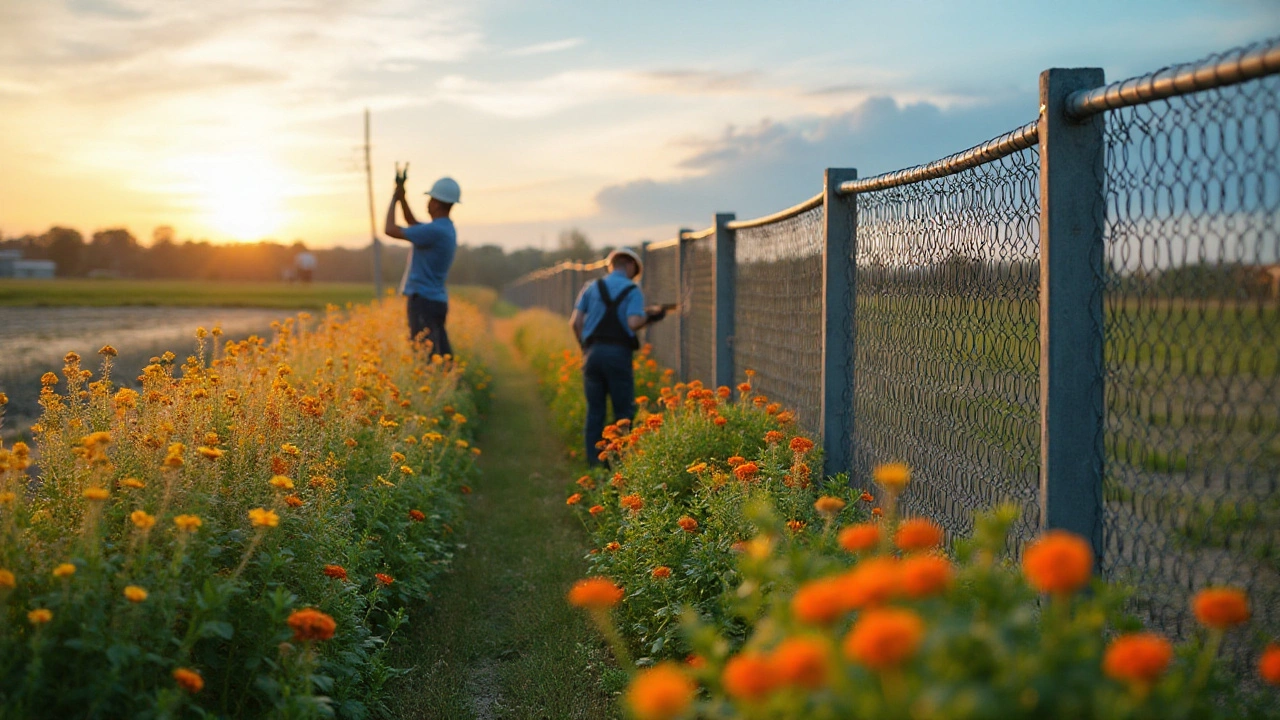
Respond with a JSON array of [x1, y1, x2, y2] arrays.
[[725, 193, 823, 231], [1066, 35, 1280, 120], [680, 227, 715, 240], [837, 120, 1039, 196], [646, 238, 681, 250], [508, 258, 608, 285]]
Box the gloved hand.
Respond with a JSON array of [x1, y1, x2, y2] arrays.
[[646, 306, 667, 322], [394, 162, 409, 190]]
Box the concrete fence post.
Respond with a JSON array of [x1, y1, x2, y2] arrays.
[[1038, 67, 1107, 557], [821, 169, 858, 480], [713, 213, 736, 389]]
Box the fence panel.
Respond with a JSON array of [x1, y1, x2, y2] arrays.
[[681, 234, 715, 384], [1097, 67, 1279, 657], [643, 242, 682, 374], [851, 147, 1043, 546], [732, 207, 825, 430]]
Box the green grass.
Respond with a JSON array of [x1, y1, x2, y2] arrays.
[[0, 279, 501, 311], [387, 333, 621, 719]]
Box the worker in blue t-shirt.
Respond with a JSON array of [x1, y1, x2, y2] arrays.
[[384, 174, 460, 357], [570, 248, 668, 466]]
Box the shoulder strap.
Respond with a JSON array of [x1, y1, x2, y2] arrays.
[[596, 278, 635, 309]]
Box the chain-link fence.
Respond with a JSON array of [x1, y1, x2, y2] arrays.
[[852, 144, 1042, 547], [501, 37, 1280, 671], [733, 205, 826, 431], [641, 241, 682, 374], [1095, 45, 1279, 661]]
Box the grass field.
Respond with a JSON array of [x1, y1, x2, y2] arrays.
[[0, 279, 381, 308]]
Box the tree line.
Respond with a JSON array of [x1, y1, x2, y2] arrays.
[[0, 226, 608, 289]]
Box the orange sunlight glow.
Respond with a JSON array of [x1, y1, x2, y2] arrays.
[[188, 153, 289, 241]]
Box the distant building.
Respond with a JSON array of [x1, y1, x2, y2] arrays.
[[0, 250, 56, 279]]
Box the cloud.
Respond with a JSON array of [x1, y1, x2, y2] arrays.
[[506, 38, 584, 57], [594, 94, 1034, 226]]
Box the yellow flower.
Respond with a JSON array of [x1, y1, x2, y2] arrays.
[[399, 465, 414, 475], [249, 507, 279, 528], [52, 563, 76, 578], [130, 510, 157, 530], [269, 475, 295, 490], [28, 608, 53, 625], [390, 452, 406, 464], [455, 439, 469, 450], [197, 446, 224, 460], [120, 477, 145, 489], [872, 462, 911, 493], [173, 514, 203, 532], [452, 414, 467, 425], [123, 585, 148, 602], [0, 492, 14, 504], [280, 443, 300, 456], [83, 487, 110, 501], [0, 569, 15, 589]]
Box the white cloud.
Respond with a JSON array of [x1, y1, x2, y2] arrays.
[[506, 37, 584, 57]]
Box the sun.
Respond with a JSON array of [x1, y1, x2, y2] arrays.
[[192, 153, 288, 241]]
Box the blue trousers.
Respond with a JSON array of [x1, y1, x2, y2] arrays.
[[583, 343, 635, 466], [407, 295, 452, 357]]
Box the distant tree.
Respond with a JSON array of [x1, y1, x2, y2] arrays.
[[86, 228, 140, 276], [151, 226, 175, 247], [37, 226, 85, 276], [555, 228, 597, 263]]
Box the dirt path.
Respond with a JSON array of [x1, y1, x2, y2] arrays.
[[388, 326, 620, 720]]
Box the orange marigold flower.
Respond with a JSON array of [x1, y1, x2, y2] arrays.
[[620, 494, 643, 513], [589, 505, 604, 516], [1260, 644, 1280, 686], [626, 662, 695, 720], [287, 608, 337, 642], [871, 507, 883, 517], [249, 507, 279, 528], [646, 415, 663, 429], [1192, 588, 1251, 630], [713, 416, 727, 426], [1103, 632, 1173, 686], [722, 652, 778, 701], [130, 510, 156, 531], [284, 495, 304, 508], [566, 493, 583, 506], [772, 636, 829, 689], [323, 564, 348, 580], [375, 573, 394, 585], [843, 607, 925, 670], [839, 557, 901, 610], [83, 487, 110, 501], [872, 462, 910, 492], [52, 563, 76, 578], [838, 523, 880, 553], [717, 386, 732, 399], [269, 475, 294, 490], [0, 569, 14, 589], [567, 577, 623, 609], [775, 411, 795, 424], [1022, 530, 1093, 596], [859, 491, 874, 503], [652, 565, 672, 579], [460, 485, 472, 494], [733, 462, 759, 481], [786, 519, 806, 533], [123, 585, 148, 603], [737, 382, 751, 394], [173, 514, 202, 532], [409, 509, 426, 522], [604, 541, 621, 552], [765, 403, 781, 415], [814, 496, 846, 516], [120, 477, 145, 489], [792, 577, 847, 625], [752, 396, 768, 408], [900, 555, 953, 598], [173, 667, 204, 694], [28, 608, 53, 625], [726, 455, 745, 467], [677, 516, 699, 533], [895, 518, 945, 552], [576, 475, 596, 490], [764, 430, 784, 444]]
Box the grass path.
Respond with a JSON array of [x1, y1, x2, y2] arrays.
[[389, 324, 621, 719]]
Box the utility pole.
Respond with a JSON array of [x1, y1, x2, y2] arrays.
[[364, 108, 383, 298]]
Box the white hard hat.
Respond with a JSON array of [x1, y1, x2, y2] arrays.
[[606, 247, 643, 277], [425, 177, 461, 204]]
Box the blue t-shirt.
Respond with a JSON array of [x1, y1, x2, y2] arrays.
[[399, 218, 457, 303], [575, 269, 646, 341]]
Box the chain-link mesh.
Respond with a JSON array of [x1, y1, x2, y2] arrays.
[[681, 235, 715, 384], [1098, 69, 1279, 663], [643, 243, 682, 374], [733, 207, 825, 430], [851, 147, 1042, 546]]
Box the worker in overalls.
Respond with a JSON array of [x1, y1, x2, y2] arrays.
[[569, 248, 667, 466]]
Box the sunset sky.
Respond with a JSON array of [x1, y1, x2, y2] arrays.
[[1, 0, 1276, 251]]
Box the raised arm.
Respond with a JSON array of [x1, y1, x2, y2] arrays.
[[384, 188, 406, 240], [399, 195, 419, 226]]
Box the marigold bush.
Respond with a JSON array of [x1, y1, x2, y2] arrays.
[[0, 299, 490, 717]]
